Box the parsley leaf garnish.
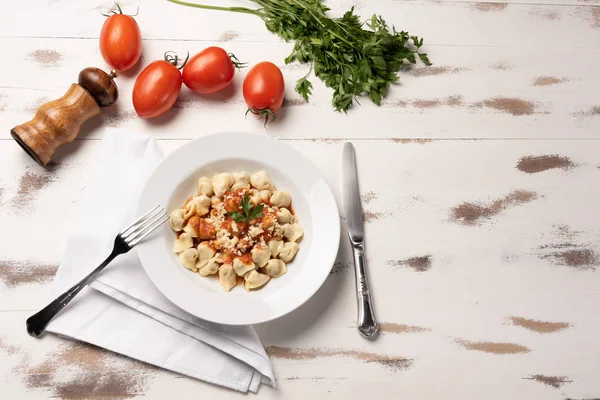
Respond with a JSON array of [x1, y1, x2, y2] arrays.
[[295, 76, 313, 102], [168, 0, 431, 113], [228, 194, 264, 223]]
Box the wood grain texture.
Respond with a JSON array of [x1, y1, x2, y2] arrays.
[[1, 0, 600, 48], [2, 139, 600, 399], [1, 38, 600, 140], [11, 84, 101, 166], [2, 0, 600, 398]]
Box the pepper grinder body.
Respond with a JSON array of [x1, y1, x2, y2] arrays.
[[11, 68, 118, 167]]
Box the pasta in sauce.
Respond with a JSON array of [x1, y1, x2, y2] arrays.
[[169, 170, 303, 292]]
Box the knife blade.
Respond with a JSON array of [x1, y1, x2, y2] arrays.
[[341, 142, 364, 244], [341, 142, 379, 339]]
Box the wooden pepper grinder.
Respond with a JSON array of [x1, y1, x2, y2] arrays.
[[11, 67, 119, 167]]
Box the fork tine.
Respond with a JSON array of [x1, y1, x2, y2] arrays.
[[120, 205, 162, 237], [122, 207, 164, 240], [128, 214, 169, 247], [120, 205, 160, 236], [125, 210, 167, 244]]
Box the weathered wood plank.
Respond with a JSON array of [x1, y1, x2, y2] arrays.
[[1, 39, 599, 140], [0, 0, 599, 48], [1, 305, 599, 400]]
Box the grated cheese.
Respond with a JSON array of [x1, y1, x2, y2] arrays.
[[249, 226, 264, 237]]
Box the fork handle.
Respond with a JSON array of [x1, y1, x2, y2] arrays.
[[26, 251, 118, 337]]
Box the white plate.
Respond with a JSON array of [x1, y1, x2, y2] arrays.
[[137, 132, 340, 325]]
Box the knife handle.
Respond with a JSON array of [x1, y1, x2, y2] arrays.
[[351, 242, 379, 339]]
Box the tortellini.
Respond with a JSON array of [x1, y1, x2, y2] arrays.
[[268, 239, 284, 257], [179, 248, 198, 271], [277, 208, 293, 224], [250, 171, 274, 193], [182, 217, 199, 238], [170, 170, 303, 292], [169, 209, 186, 231], [264, 259, 287, 278], [249, 189, 261, 206], [219, 264, 237, 291], [196, 243, 216, 269], [283, 223, 304, 243], [188, 195, 211, 217], [270, 191, 291, 208], [198, 176, 214, 196], [233, 257, 256, 276], [183, 204, 195, 220], [259, 190, 271, 204], [212, 173, 234, 198], [279, 242, 299, 263], [173, 232, 194, 253], [199, 257, 221, 277], [184, 216, 216, 240], [251, 246, 271, 268], [173, 194, 211, 231], [231, 172, 250, 190], [244, 270, 270, 291]]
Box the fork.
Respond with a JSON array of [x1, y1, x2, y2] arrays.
[[26, 206, 169, 338]]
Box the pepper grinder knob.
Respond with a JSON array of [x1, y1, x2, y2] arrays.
[[11, 67, 119, 167]]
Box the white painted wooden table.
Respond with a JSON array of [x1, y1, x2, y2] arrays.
[[2, 0, 600, 398]]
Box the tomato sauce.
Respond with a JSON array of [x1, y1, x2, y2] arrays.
[[237, 253, 253, 264], [221, 252, 233, 264], [186, 215, 216, 241], [192, 188, 284, 257], [223, 188, 251, 212]]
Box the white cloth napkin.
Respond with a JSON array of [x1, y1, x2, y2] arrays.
[[46, 128, 274, 393]]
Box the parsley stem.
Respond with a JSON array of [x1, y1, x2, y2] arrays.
[[255, 0, 287, 14], [166, 0, 261, 16], [328, 29, 360, 50], [284, 0, 325, 28], [302, 63, 313, 80]]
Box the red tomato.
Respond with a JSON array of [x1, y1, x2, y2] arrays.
[[132, 57, 183, 119], [243, 62, 285, 118], [99, 12, 142, 72], [183, 47, 240, 94]]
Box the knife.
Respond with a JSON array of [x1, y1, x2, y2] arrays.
[[341, 142, 379, 339]]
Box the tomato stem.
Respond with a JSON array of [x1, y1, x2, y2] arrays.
[[228, 53, 248, 71], [179, 51, 190, 69], [245, 107, 277, 127], [164, 51, 190, 69], [100, 2, 139, 17]]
